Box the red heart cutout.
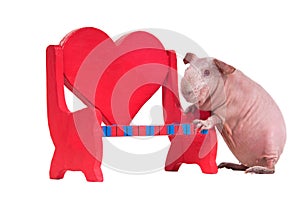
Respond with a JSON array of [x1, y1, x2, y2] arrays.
[[61, 27, 171, 125]]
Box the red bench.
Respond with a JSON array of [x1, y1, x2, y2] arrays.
[[46, 27, 218, 182]]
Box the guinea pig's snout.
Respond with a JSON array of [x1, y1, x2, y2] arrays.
[[184, 66, 193, 73], [181, 78, 194, 101]]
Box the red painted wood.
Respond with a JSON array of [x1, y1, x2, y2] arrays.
[[62, 28, 169, 125], [46, 45, 103, 181]]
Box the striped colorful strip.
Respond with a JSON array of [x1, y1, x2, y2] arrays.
[[101, 124, 208, 137]]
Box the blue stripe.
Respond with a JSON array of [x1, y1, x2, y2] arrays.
[[182, 124, 191, 135], [106, 126, 112, 136], [102, 126, 107, 136], [124, 126, 133, 136], [146, 126, 154, 136], [167, 125, 175, 135], [201, 129, 208, 135], [102, 126, 112, 137]]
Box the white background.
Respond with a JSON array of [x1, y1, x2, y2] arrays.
[[1, 0, 299, 198]]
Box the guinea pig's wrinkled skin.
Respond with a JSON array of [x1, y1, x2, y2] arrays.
[[182, 53, 286, 174]]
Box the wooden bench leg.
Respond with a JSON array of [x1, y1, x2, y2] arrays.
[[49, 108, 104, 182], [165, 131, 218, 174]]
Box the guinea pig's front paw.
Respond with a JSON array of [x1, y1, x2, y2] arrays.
[[193, 119, 214, 130], [193, 115, 222, 131]]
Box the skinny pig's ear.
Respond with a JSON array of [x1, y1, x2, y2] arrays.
[[183, 53, 198, 65], [213, 59, 236, 75]]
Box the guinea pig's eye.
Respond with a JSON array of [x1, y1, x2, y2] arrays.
[[204, 69, 210, 76], [187, 91, 193, 96]]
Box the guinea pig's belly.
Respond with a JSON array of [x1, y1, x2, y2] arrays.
[[224, 119, 268, 167]]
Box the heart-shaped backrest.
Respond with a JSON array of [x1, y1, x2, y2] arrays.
[[61, 27, 174, 125]]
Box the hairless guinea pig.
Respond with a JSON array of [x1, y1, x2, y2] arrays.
[[181, 53, 286, 174]]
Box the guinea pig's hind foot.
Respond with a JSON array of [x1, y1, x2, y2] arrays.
[[245, 166, 275, 174], [218, 162, 249, 171]]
